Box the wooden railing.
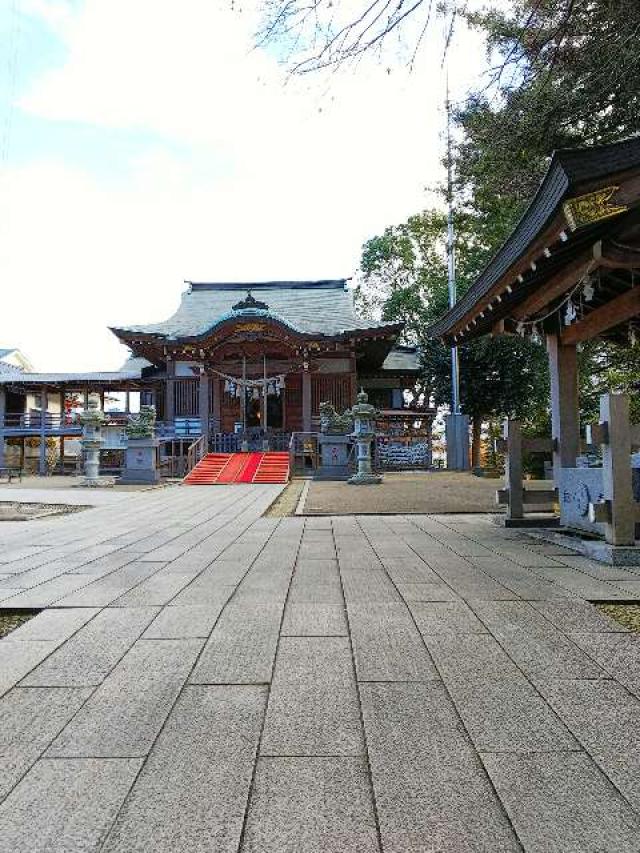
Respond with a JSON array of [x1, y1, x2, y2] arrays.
[[186, 434, 207, 476], [495, 420, 557, 524], [289, 432, 319, 473]]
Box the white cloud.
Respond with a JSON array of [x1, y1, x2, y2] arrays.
[[2, 0, 489, 371]]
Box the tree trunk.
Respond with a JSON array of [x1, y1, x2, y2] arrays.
[[471, 417, 483, 470]]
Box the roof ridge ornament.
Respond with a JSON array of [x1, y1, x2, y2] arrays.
[[232, 290, 269, 312]]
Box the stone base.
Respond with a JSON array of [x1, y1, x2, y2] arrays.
[[525, 527, 640, 566], [501, 515, 560, 529], [348, 472, 382, 486], [122, 438, 160, 485], [119, 469, 160, 485], [318, 434, 351, 469], [77, 477, 116, 489]]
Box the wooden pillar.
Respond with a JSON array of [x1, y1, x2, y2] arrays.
[[99, 390, 105, 411], [165, 359, 175, 428], [39, 387, 48, 476], [302, 370, 312, 433], [60, 435, 65, 474], [547, 334, 579, 484], [211, 378, 221, 433], [0, 386, 5, 469], [198, 374, 210, 438], [83, 388, 89, 410], [125, 391, 131, 414]]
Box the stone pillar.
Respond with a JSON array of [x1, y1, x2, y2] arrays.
[[0, 386, 5, 469], [302, 371, 312, 433], [600, 393, 635, 546], [504, 420, 523, 520], [39, 387, 48, 475], [198, 374, 210, 439], [165, 359, 175, 429], [445, 413, 470, 470], [547, 334, 579, 484]]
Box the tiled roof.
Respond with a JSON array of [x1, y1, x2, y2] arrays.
[[429, 135, 640, 338], [112, 280, 396, 340], [0, 371, 142, 385], [380, 347, 421, 372]]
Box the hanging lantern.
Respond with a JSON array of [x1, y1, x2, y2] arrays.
[[583, 277, 595, 302], [564, 300, 577, 326]]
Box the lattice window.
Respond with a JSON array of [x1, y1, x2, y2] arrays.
[[174, 380, 198, 416], [312, 375, 352, 415]]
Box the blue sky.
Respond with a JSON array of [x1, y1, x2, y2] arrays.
[[0, 0, 490, 371]]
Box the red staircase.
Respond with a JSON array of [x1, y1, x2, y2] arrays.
[[184, 452, 290, 485]]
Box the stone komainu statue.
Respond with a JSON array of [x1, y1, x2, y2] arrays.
[[319, 401, 353, 435], [125, 405, 157, 439]]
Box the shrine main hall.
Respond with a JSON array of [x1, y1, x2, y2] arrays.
[[0, 279, 422, 472]]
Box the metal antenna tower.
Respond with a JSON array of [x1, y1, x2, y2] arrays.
[[446, 77, 461, 415]]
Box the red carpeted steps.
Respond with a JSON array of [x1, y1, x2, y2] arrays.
[[184, 452, 290, 485], [183, 453, 231, 485], [252, 452, 290, 484]]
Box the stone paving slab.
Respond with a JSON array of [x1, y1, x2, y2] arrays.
[[471, 600, 606, 681], [241, 757, 379, 852], [536, 678, 640, 811], [0, 757, 143, 853], [143, 603, 229, 638], [360, 682, 520, 852], [47, 638, 203, 757], [347, 602, 438, 681], [0, 573, 97, 608], [425, 632, 522, 682], [280, 602, 348, 636], [410, 600, 488, 635], [261, 636, 363, 756], [21, 607, 159, 687], [445, 675, 579, 753], [0, 640, 60, 697], [0, 685, 93, 801], [3, 487, 640, 851], [483, 751, 640, 852], [7, 607, 99, 642], [101, 685, 266, 853], [190, 601, 283, 684]]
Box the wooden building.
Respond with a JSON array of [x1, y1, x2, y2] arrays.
[[0, 280, 422, 472], [430, 136, 640, 545], [111, 280, 420, 443]]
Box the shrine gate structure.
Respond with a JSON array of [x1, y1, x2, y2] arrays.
[[430, 137, 640, 558]]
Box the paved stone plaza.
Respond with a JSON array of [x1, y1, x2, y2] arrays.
[[3, 484, 640, 851]]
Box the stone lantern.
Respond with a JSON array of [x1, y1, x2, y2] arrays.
[[78, 399, 106, 486], [348, 389, 382, 485]]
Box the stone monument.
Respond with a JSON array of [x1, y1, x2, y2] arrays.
[[317, 401, 353, 475], [121, 405, 160, 485], [78, 399, 110, 487], [348, 389, 382, 485]]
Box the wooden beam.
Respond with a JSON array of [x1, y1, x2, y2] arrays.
[[560, 286, 640, 345], [511, 252, 594, 320]]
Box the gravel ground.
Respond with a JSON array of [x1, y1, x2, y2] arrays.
[[597, 604, 640, 632], [265, 479, 306, 517], [0, 611, 37, 639], [303, 471, 523, 514]]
